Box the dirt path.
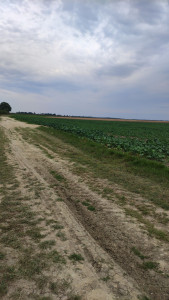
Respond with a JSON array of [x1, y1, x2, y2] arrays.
[[0, 117, 169, 300]]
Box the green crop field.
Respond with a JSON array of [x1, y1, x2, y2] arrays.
[[12, 114, 169, 162]]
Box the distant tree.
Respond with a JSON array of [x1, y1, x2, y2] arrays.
[[0, 102, 12, 114]]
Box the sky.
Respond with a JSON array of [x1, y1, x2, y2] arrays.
[[0, 0, 169, 120]]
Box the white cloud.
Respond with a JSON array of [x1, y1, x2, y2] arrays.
[[0, 0, 169, 119]]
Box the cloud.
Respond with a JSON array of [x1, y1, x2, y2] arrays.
[[0, 0, 169, 119]]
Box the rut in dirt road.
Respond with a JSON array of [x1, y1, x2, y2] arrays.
[[1, 117, 169, 300]]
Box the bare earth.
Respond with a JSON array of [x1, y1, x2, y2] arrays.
[[0, 117, 169, 300]]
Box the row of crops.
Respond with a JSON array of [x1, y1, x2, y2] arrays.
[[12, 114, 169, 161]]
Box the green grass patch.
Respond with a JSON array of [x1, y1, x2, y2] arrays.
[[131, 247, 146, 260], [0, 251, 5, 260], [56, 197, 64, 202], [82, 201, 90, 207], [87, 205, 96, 211], [68, 253, 84, 262], [82, 201, 95, 211], [39, 240, 56, 249], [50, 170, 65, 181], [56, 230, 67, 241], [47, 250, 66, 264], [18, 250, 47, 278], [15, 125, 169, 212], [141, 261, 159, 270], [49, 279, 70, 294], [38, 127, 169, 211], [0, 266, 17, 297], [52, 223, 64, 230], [125, 208, 169, 242]]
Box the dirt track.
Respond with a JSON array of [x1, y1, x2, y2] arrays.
[[0, 117, 169, 300]]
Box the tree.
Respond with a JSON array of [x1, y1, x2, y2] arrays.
[[0, 102, 12, 114]]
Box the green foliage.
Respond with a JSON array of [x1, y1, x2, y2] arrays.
[[141, 261, 159, 270], [0, 102, 11, 113], [11, 114, 169, 161], [0, 110, 8, 114], [131, 247, 146, 260], [68, 253, 84, 262]]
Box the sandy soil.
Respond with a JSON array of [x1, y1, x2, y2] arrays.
[[0, 117, 169, 300]]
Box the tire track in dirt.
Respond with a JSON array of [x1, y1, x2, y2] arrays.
[[1, 117, 143, 299], [1, 117, 169, 299], [37, 145, 169, 300]]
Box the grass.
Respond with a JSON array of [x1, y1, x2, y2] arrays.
[[125, 208, 169, 242], [18, 126, 169, 212], [138, 296, 150, 300], [101, 276, 110, 282], [141, 261, 159, 270], [68, 295, 82, 300], [18, 250, 47, 278], [0, 266, 17, 297], [39, 240, 56, 249], [15, 126, 169, 243], [56, 197, 64, 202], [26, 227, 45, 241], [48, 250, 66, 264], [87, 205, 96, 211], [0, 126, 69, 297], [131, 247, 146, 260], [52, 223, 64, 230], [56, 230, 67, 241], [68, 253, 84, 262], [82, 201, 90, 206], [49, 279, 70, 294], [50, 170, 65, 182], [82, 201, 96, 211], [4, 119, 168, 297], [0, 252, 5, 260]]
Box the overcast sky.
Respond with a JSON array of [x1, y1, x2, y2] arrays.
[[0, 0, 169, 119]]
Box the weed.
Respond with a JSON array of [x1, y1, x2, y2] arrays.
[[48, 250, 66, 264], [56, 197, 64, 202], [68, 253, 84, 262], [82, 201, 95, 211], [52, 223, 64, 230], [82, 201, 90, 206], [68, 295, 82, 300], [36, 275, 48, 290], [46, 219, 55, 225], [102, 187, 113, 195], [18, 251, 47, 278], [26, 228, 44, 241], [56, 231, 67, 241], [87, 205, 96, 211], [0, 281, 8, 297], [131, 247, 146, 260], [0, 266, 16, 296], [101, 276, 110, 282], [50, 279, 70, 294], [50, 170, 65, 182], [141, 261, 159, 270], [39, 240, 56, 249], [117, 195, 127, 205], [125, 208, 169, 242], [0, 251, 5, 260], [29, 295, 52, 300], [1, 233, 21, 249], [138, 295, 150, 300]]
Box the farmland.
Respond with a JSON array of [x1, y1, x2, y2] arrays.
[[12, 114, 169, 161], [0, 116, 169, 300]]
